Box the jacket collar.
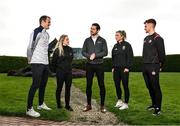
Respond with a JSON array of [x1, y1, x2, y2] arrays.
[[117, 40, 125, 45]]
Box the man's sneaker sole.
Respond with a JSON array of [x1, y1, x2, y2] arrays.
[[114, 105, 123, 108], [37, 106, 51, 110], [119, 107, 128, 110], [26, 112, 40, 118], [119, 106, 128, 110]]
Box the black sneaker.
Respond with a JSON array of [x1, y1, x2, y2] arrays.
[[65, 106, 73, 111], [147, 105, 155, 111], [152, 108, 161, 116]]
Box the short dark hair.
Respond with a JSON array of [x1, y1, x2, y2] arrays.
[[92, 23, 101, 31], [144, 19, 156, 27], [39, 15, 50, 25], [116, 30, 127, 40]]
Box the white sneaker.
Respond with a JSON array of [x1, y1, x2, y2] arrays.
[[114, 100, 124, 108], [119, 103, 128, 110], [37, 102, 52, 110], [26, 107, 40, 118]]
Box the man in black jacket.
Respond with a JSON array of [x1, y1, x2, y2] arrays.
[[143, 19, 166, 116], [82, 23, 108, 113]]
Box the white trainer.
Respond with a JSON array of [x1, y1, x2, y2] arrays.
[[114, 100, 124, 108], [37, 102, 52, 110], [26, 107, 40, 118], [119, 103, 129, 110]]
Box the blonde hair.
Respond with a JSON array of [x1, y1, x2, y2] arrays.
[[55, 34, 68, 56]]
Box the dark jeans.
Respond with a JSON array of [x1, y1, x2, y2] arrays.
[[86, 63, 106, 106], [113, 67, 130, 103], [56, 71, 72, 108], [27, 64, 49, 109], [142, 63, 162, 110]]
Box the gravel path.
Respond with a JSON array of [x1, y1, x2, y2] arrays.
[[61, 84, 123, 125]]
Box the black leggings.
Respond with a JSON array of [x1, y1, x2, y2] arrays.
[[27, 64, 49, 109], [56, 71, 72, 108], [143, 64, 162, 110], [86, 63, 106, 106], [113, 67, 130, 103]]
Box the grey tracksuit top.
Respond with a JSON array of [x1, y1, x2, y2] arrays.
[[27, 26, 49, 65]]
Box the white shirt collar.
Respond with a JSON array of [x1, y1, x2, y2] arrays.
[[91, 34, 99, 43]]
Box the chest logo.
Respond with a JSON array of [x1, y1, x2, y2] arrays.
[[122, 46, 126, 50], [114, 48, 118, 50], [148, 40, 152, 43], [97, 41, 102, 44]]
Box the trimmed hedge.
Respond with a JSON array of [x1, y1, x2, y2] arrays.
[[71, 55, 180, 72], [163, 55, 180, 72], [0, 55, 180, 73], [0, 56, 28, 73]]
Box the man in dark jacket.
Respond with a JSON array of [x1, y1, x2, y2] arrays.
[[82, 23, 108, 113], [143, 19, 166, 116]]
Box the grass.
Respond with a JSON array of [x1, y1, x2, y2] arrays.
[[73, 72, 180, 125], [0, 74, 70, 121], [0, 72, 180, 125]]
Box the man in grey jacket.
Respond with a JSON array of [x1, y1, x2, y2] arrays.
[[26, 15, 51, 118], [82, 23, 108, 113]]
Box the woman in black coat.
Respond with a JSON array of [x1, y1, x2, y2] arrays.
[[52, 34, 74, 111], [112, 30, 134, 110]]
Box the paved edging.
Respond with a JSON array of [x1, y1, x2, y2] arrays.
[[0, 116, 83, 126]]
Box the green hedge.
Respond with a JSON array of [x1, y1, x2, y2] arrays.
[[72, 55, 180, 72], [0, 56, 28, 73], [163, 55, 180, 72], [0, 55, 180, 73]]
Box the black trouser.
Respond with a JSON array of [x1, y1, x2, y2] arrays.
[[56, 71, 72, 108], [142, 63, 162, 110], [86, 63, 106, 106], [27, 64, 49, 109], [113, 67, 130, 103]]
